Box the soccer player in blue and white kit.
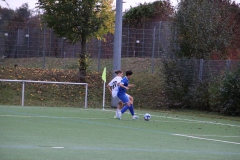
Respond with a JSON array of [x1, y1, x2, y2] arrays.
[[117, 70, 139, 120], [107, 70, 133, 118], [107, 70, 123, 118]]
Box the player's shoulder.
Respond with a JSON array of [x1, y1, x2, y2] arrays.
[[116, 76, 122, 80], [112, 76, 121, 81], [122, 76, 128, 81]]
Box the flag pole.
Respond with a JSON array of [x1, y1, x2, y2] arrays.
[[102, 82, 106, 110], [102, 67, 106, 110]]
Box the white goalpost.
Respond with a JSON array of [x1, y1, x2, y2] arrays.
[[0, 79, 88, 108]]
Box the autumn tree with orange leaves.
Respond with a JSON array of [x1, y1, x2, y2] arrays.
[[174, 0, 240, 60]]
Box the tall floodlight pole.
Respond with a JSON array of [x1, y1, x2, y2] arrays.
[[113, 0, 123, 74], [111, 0, 123, 107]]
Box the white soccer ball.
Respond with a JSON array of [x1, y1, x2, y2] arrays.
[[144, 113, 151, 121]]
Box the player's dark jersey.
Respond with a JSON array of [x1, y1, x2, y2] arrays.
[[117, 76, 128, 96]]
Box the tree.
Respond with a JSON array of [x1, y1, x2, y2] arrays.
[[0, 3, 32, 27], [174, 0, 236, 59], [0, 6, 14, 29], [219, 0, 240, 60], [123, 0, 173, 27], [37, 0, 115, 80], [14, 3, 31, 22]]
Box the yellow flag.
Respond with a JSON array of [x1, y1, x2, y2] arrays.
[[102, 67, 106, 82]]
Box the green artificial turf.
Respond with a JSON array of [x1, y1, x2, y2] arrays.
[[0, 105, 239, 160]]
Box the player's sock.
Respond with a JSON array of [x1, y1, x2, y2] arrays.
[[121, 105, 129, 114], [129, 104, 134, 116], [116, 109, 120, 116]]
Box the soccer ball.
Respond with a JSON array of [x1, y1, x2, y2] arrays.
[[144, 113, 151, 121]]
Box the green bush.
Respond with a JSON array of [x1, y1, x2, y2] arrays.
[[208, 77, 222, 112], [217, 68, 240, 116], [187, 82, 211, 110], [161, 59, 190, 108], [209, 68, 240, 116]]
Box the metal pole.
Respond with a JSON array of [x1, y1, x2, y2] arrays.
[[113, 0, 123, 74], [17, 29, 20, 58], [226, 59, 230, 72], [151, 27, 156, 73], [199, 59, 204, 82], [73, 44, 76, 58], [5, 33, 8, 57], [61, 38, 64, 58], [158, 21, 162, 57], [111, 0, 123, 108], [22, 81, 25, 106], [64, 52, 66, 69], [85, 84, 88, 108], [142, 24, 145, 57], [27, 27, 29, 58], [102, 82, 106, 110], [49, 29, 52, 56], [43, 24, 46, 69]]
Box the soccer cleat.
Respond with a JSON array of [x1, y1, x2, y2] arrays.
[[114, 115, 117, 119], [132, 115, 139, 120]]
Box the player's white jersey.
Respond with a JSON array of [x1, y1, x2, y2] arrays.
[[108, 76, 122, 97]]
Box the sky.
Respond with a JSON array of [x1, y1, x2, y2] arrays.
[[0, 0, 239, 11], [0, 0, 179, 11]]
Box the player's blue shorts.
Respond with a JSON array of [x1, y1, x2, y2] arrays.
[[117, 94, 130, 104]]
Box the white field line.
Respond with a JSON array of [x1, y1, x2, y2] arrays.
[[103, 109, 240, 128], [179, 134, 240, 138], [152, 119, 207, 124], [173, 134, 240, 145], [151, 114, 240, 128], [0, 115, 108, 120], [52, 147, 65, 149]]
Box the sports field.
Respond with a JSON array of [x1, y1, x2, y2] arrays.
[[0, 105, 239, 160]]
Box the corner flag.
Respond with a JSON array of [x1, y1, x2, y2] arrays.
[[102, 67, 106, 82], [102, 67, 106, 110]]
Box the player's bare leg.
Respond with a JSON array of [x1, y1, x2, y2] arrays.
[[129, 96, 133, 105]]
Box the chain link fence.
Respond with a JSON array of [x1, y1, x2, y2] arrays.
[[167, 59, 240, 84], [0, 21, 239, 84], [0, 21, 173, 58], [0, 21, 173, 70]]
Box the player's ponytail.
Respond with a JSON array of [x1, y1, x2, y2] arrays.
[[115, 70, 122, 74]]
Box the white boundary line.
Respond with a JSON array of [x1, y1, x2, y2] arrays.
[[150, 114, 240, 128], [180, 134, 240, 138], [103, 109, 240, 128], [52, 147, 65, 149], [0, 115, 108, 120], [174, 134, 240, 145]]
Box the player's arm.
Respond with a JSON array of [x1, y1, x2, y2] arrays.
[[128, 84, 135, 87], [106, 84, 112, 94], [119, 82, 129, 90], [107, 80, 113, 95]]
